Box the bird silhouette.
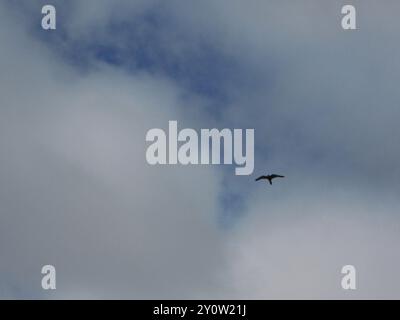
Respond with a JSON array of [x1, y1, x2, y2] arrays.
[[255, 174, 285, 185]]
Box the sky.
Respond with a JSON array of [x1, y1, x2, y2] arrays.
[[1, 0, 400, 299]]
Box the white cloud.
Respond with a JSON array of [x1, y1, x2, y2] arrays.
[[224, 184, 400, 299], [0, 4, 225, 298]]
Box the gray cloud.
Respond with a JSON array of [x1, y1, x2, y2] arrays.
[[1, 1, 400, 299]]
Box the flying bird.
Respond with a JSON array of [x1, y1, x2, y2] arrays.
[[255, 174, 285, 185]]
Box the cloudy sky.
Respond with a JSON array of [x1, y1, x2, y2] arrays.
[[1, 0, 400, 299]]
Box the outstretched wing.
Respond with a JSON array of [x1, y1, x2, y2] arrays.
[[255, 175, 268, 181], [270, 174, 285, 179]]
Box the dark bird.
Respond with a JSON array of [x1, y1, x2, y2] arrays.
[[255, 174, 285, 185]]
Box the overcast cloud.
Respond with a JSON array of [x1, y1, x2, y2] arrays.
[[1, 1, 400, 299]]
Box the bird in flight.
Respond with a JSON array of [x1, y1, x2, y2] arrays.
[[255, 174, 285, 185]]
